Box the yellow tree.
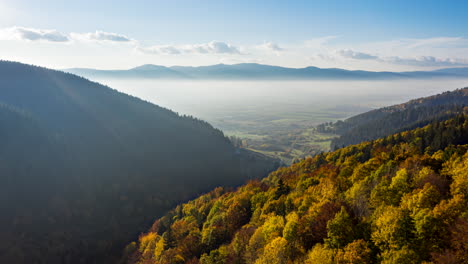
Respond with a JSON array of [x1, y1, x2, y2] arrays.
[[254, 237, 288, 264]]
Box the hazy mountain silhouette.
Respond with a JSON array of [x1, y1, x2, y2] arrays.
[[66, 63, 468, 80]]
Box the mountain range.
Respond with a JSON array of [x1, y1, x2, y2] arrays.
[[1, 60, 467, 264], [65, 63, 468, 80]]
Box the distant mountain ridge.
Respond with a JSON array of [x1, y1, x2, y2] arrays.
[[65, 63, 468, 80]]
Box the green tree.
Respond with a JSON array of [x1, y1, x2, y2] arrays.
[[380, 246, 419, 264], [325, 207, 356, 249]]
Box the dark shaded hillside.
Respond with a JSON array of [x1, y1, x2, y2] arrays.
[[126, 115, 468, 264], [0, 104, 64, 204], [0, 61, 278, 264], [316, 88, 468, 149]]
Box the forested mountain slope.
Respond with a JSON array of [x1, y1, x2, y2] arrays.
[[126, 115, 468, 264], [0, 61, 278, 264], [316, 88, 468, 149]]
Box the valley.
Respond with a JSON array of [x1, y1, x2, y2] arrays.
[[92, 78, 468, 164]]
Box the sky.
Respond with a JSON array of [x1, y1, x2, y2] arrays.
[[1, 0, 468, 71]]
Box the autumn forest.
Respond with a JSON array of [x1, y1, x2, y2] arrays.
[[126, 114, 468, 264]]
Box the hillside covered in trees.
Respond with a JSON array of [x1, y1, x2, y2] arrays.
[[0, 61, 279, 264], [316, 88, 468, 149], [126, 114, 468, 264]]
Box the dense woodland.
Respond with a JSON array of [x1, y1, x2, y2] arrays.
[[0, 61, 278, 264], [316, 88, 468, 149], [126, 115, 468, 264]]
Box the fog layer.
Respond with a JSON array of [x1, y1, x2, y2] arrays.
[[95, 78, 468, 134]]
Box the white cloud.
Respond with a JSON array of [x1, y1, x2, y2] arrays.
[[0, 27, 134, 44], [0, 26, 69, 42], [258, 42, 284, 52], [310, 53, 336, 62], [384, 56, 468, 67], [332, 48, 468, 67], [187, 41, 240, 54], [2, 26, 468, 71], [137, 45, 181, 55], [336, 49, 378, 60], [70, 30, 133, 43], [138, 41, 241, 55]]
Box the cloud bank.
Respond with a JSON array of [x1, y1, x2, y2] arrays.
[[334, 48, 468, 67], [190, 41, 240, 54], [0, 26, 69, 42], [138, 41, 241, 55], [70, 30, 133, 43], [385, 56, 468, 67], [0, 27, 134, 44], [337, 49, 378, 60], [258, 42, 284, 52], [2, 26, 468, 70]]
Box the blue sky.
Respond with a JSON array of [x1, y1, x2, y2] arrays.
[[1, 0, 468, 70]]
